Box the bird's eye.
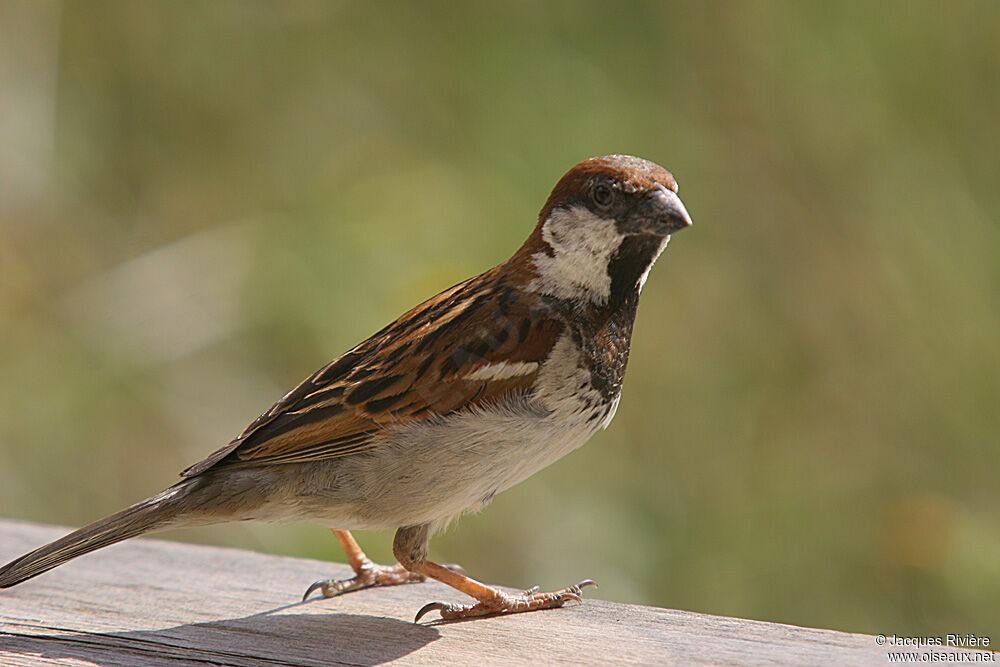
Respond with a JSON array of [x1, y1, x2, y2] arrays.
[[592, 183, 614, 208]]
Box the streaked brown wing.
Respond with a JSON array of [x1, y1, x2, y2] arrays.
[[182, 269, 563, 477]]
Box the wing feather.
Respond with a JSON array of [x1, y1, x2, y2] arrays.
[[182, 269, 563, 477]]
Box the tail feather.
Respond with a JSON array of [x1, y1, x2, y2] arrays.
[[0, 482, 195, 588]]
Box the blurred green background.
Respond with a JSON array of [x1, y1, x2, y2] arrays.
[[1, 1, 998, 635]]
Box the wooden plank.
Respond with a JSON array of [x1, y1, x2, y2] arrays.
[[0, 520, 989, 666]]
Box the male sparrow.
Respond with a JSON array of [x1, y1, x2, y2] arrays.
[[0, 155, 692, 621]]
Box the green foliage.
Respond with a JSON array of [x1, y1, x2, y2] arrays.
[[1, 1, 997, 634]]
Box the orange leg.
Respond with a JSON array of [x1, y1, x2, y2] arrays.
[[392, 525, 596, 622], [302, 529, 425, 601]]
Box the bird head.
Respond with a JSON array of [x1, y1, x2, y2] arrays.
[[517, 155, 692, 306]]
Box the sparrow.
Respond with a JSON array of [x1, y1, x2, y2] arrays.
[[0, 154, 692, 621]]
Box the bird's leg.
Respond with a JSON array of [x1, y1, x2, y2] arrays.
[[302, 529, 425, 600], [393, 525, 596, 622]]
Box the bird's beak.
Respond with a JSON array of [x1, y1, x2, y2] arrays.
[[652, 186, 692, 234], [629, 185, 693, 236]]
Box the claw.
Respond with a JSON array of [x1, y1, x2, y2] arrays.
[[413, 577, 597, 622], [302, 562, 427, 602], [415, 601, 450, 623], [303, 578, 353, 601], [302, 580, 326, 601]]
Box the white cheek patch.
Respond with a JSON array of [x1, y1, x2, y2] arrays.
[[529, 206, 624, 303]]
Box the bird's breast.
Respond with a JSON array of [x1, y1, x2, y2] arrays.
[[336, 333, 618, 529]]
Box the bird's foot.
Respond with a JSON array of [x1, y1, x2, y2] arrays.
[[414, 579, 597, 622], [303, 562, 424, 600]]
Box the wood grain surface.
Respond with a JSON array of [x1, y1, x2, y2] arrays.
[[0, 520, 985, 666]]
